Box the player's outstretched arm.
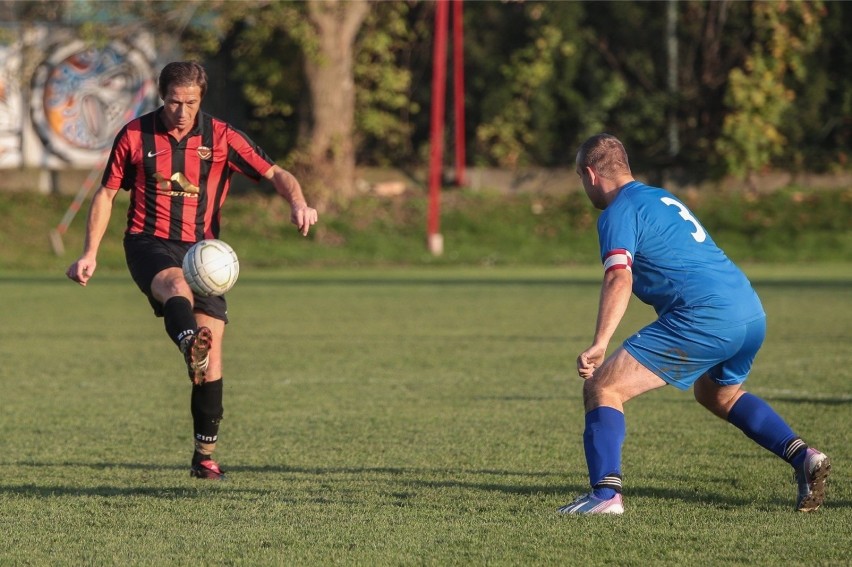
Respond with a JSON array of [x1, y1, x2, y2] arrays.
[[65, 186, 118, 286], [577, 268, 633, 379], [265, 165, 318, 236]]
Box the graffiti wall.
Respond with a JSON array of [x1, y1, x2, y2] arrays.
[[0, 37, 23, 168], [0, 26, 157, 169]]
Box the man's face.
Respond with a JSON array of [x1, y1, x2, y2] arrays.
[[161, 84, 202, 133]]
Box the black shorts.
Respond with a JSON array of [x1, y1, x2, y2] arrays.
[[124, 233, 229, 323]]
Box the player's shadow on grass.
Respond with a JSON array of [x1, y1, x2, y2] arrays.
[[760, 395, 852, 406], [236, 463, 578, 497], [617, 485, 851, 511], [236, 277, 600, 287], [0, 478, 280, 501], [629, 485, 754, 508], [0, 460, 576, 500], [4, 461, 848, 511]]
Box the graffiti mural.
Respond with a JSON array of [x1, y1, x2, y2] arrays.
[[0, 39, 23, 168], [30, 38, 155, 165], [0, 27, 158, 171]]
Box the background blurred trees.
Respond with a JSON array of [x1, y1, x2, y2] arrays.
[[715, 1, 825, 184], [12, 0, 851, 194]]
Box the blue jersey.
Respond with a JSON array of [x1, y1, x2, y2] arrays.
[[597, 181, 764, 329]]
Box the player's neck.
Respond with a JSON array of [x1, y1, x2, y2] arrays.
[[159, 110, 197, 142], [168, 127, 193, 142], [601, 176, 635, 206], [614, 175, 635, 189]]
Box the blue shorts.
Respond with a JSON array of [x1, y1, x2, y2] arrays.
[[622, 314, 766, 390]]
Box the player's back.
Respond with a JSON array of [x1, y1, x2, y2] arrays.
[[599, 182, 764, 328]]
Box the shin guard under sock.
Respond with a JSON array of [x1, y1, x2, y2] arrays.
[[727, 392, 806, 467], [163, 296, 197, 348], [583, 406, 626, 500], [191, 378, 224, 455]]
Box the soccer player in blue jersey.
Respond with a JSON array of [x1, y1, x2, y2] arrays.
[[558, 133, 831, 515]]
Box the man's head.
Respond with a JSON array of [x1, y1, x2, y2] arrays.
[[575, 134, 633, 209], [576, 134, 631, 178], [157, 62, 207, 135], [158, 61, 208, 100]]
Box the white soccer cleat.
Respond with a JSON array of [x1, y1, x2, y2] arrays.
[[557, 492, 624, 515]]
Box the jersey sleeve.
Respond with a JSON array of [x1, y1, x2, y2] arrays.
[[597, 200, 638, 273], [225, 126, 275, 181], [101, 125, 133, 191]]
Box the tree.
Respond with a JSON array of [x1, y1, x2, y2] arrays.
[[302, 0, 369, 204], [354, 1, 420, 166], [38, 0, 852, 194], [715, 1, 825, 183], [183, 1, 369, 207], [473, 4, 574, 168], [781, 0, 851, 172]]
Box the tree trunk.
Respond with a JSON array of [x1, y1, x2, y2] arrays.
[[303, 0, 369, 207]]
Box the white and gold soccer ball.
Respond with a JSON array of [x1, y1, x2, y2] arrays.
[[182, 239, 240, 297]]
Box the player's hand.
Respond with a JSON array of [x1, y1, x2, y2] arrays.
[[66, 258, 96, 286], [577, 344, 606, 379], [291, 204, 318, 236]]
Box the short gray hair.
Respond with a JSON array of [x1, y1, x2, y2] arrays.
[[576, 134, 631, 178]]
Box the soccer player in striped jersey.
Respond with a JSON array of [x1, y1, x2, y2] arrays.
[[557, 134, 830, 514], [66, 62, 318, 480]]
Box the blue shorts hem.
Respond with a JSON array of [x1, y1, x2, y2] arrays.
[[622, 342, 691, 390]]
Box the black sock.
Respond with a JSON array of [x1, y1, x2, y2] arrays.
[[192, 378, 224, 450], [163, 297, 197, 347]]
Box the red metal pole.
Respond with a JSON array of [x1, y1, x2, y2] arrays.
[[453, 0, 466, 187], [427, 0, 449, 254]]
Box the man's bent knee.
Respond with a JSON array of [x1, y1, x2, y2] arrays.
[[151, 267, 193, 304], [693, 375, 745, 419], [582, 348, 667, 412]]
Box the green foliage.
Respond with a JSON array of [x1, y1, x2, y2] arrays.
[[207, 1, 310, 157], [473, 2, 585, 167], [716, 1, 825, 178], [716, 54, 794, 178], [3, 184, 851, 273], [558, 1, 681, 170], [695, 185, 852, 261], [26, 0, 852, 182], [0, 269, 850, 564], [474, 21, 560, 167], [354, 2, 418, 165], [782, 1, 852, 172]]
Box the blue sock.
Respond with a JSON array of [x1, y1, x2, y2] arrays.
[[727, 392, 806, 468], [583, 406, 625, 500]]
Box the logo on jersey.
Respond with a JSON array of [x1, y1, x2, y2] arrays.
[[154, 171, 199, 197], [197, 146, 212, 160]]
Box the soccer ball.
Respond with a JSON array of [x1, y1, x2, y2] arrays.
[[182, 239, 240, 297]]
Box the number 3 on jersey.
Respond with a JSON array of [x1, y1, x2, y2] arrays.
[[660, 197, 707, 243]]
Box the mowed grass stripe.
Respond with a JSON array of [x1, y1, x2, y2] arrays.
[[0, 267, 849, 566]]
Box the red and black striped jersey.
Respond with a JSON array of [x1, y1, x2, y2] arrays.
[[102, 109, 275, 242]]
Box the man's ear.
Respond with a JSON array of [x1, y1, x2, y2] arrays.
[[584, 166, 598, 185]]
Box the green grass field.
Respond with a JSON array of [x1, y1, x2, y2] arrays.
[[0, 266, 850, 565]]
